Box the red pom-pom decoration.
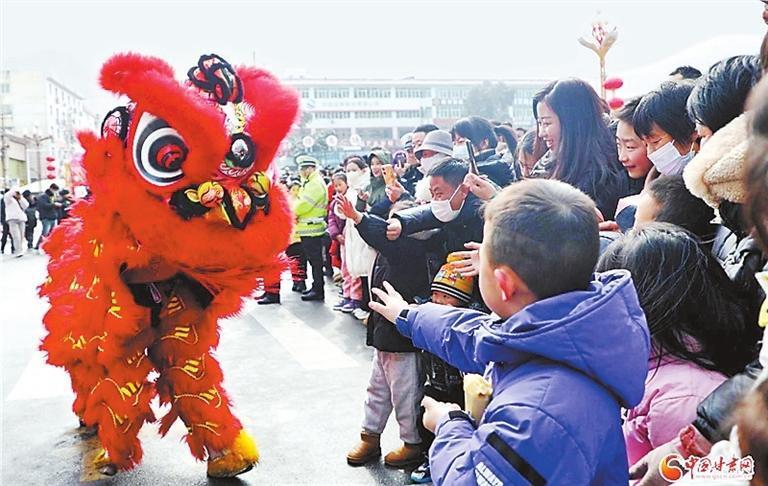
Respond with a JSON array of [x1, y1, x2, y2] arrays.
[[604, 77, 624, 90], [608, 97, 625, 110]]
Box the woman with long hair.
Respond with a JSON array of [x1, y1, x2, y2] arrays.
[[597, 223, 757, 465], [532, 78, 625, 219]]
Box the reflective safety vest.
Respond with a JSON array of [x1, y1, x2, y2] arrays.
[[294, 171, 329, 238]]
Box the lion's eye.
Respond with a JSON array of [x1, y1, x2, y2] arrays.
[[226, 133, 256, 170], [132, 112, 187, 186]]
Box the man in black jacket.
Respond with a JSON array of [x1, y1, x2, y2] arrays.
[[35, 188, 60, 249], [384, 160, 484, 281], [22, 190, 37, 249]]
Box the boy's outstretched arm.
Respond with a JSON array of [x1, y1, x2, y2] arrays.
[[370, 282, 490, 374]]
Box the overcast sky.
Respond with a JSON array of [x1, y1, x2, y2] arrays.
[[2, 0, 766, 115]]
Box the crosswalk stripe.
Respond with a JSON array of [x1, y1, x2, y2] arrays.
[[253, 306, 359, 371]]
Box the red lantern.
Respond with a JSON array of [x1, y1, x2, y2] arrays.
[[46, 156, 56, 162], [46, 164, 56, 171], [608, 97, 625, 110], [603, 77, 624, 90], [46, 174, 57, 180]]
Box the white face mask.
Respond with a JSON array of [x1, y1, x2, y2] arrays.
[[418, 154, 448, 176], [648, 141, 693, 176], [452, 144, 470, 161], [346, 170, 370, 190], [430, 185, 464, 223]]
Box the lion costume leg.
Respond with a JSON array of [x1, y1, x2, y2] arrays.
[[148, 279, 257, 477]]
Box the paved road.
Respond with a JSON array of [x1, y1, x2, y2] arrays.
[[1, 251, 420, 485]]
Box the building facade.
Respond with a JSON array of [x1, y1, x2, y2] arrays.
[[0, 70, 98, 187], [287, 78, 549, 148]]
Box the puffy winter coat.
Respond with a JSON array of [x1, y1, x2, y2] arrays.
[[37, 192, 58, 220], [475, 149, 515, 188], [393, 194, 484, 266], [335, 188, 376, 278], [326, 197, 345, 241], [395, 270, 650, 485], [356, 213, 430, 352], [624, 356, 726, 465], [3, 191, 28, 222], [397, 270, 650, 485], [295, 170, 328, 237]]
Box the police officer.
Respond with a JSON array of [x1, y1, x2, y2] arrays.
[[294, 154, 329, 301]]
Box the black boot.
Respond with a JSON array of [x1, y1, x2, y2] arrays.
[[301, 287, 314, 296], [257, 292, 281, 305], [292, 281, 307, 293], [301, 289, 325, 302]]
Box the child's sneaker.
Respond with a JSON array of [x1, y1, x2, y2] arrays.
[[352, 308, 370, 321], [410, 460, 431, 483], [333, 298, 350, 311], [340, 300, 358, 314]]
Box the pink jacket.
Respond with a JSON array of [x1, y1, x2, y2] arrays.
[[624, 356, 726, 465]]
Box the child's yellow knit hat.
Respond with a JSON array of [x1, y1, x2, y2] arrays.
[[431, 253, 474, 304]]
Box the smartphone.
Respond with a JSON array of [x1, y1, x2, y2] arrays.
[[466, 141, 479, 175], [382, 164, 397, 186]]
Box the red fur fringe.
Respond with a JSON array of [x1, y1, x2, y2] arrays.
[[40, 52, 298, 470]]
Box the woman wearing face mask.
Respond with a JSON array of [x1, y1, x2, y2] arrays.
[[340, 155, 378, 321], [451, 116, 515, 187], [633, 81, 698, 176], [531, 78, 626, 220], [345, 155, 372, 196]]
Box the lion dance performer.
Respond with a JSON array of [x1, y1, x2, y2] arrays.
[[38, 52, 298, 478]]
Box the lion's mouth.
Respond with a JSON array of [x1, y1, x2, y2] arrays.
[[168, 173, 271, 230]]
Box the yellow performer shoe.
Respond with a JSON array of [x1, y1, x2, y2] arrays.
[[206, 430, 260, 478], [93, 447, 118, 476]]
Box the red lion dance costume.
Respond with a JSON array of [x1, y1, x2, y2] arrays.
[[39, 53, 298, 478]]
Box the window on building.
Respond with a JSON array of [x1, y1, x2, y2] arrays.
[[435, 87, 469, 100], [513, 88, 538, 106], [313, 111, 352, 120], [355, 111, 393, 119], [315, 87, 350, 99], [395, 87, 430, 98], [353, 87, 392, 99], [395, 110, 420, 119], [298, 88, 310, 98]]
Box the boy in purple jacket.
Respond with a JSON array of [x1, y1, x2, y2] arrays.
[[371, 179, 651, 485]]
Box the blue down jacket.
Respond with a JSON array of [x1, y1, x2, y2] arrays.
[[395, 270, 650, 485]]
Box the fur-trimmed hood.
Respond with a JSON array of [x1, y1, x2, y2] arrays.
[[683, 113, 750, 208]]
